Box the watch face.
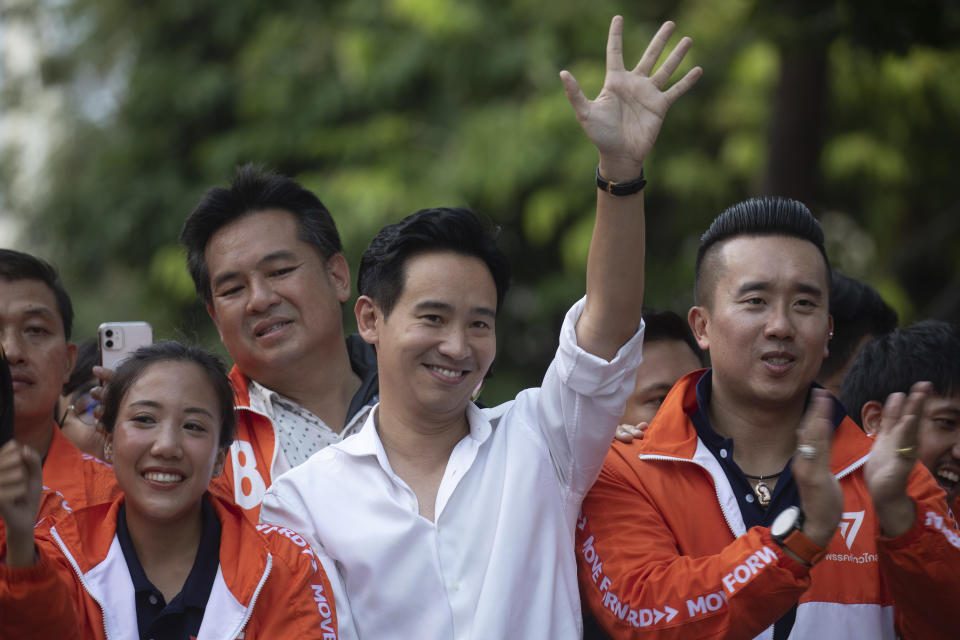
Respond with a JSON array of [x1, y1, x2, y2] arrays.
[[771, 506, 801, 538]]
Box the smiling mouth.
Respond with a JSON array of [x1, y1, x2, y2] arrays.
[[426, 365, 467, 380], [143, 471, 184, 484], [936, 468, 959, 489], [255, 320, 291, 338]]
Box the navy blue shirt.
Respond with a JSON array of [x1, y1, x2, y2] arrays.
[[117, 496, 221, 640], [690, 370, 845, 640]]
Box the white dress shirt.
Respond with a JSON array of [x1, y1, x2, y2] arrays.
[[261, 298, 644, 639]]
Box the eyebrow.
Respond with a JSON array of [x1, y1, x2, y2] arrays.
[[414, 300, 496, 319], [735, 281, 824, 298], [210, 250, 299, 291], [931, 407, 960, 419], [639, 382, 674, 396], [22, 307, 58, 322], [128, 399, 215, 418]]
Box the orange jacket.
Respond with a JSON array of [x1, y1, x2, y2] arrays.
[[0, 425, 119, 541], [208, 367, 279, 522], [0, 493, 338, 640], [577, 370, 960, 640]]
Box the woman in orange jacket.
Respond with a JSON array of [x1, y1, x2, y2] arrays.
[[0, 341, 338, 639]]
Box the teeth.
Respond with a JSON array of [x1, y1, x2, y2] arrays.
[[937, 470, 959, 484], [144, 472, 184, 483], [258, 322, 287, 337], [429, 366, 463, 379], [764, 357, 791, 365]]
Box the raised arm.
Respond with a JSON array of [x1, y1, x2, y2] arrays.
[[561, 17, 700, 360]]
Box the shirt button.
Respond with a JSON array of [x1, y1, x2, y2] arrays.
[[745, 493, 755, 503], [148, 594, 159, 605], [451, 582, 461, 591], [720, 449, 728, 459]]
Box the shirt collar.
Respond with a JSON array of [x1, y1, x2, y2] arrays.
[[117, 496, 222, 608], [246, 378, 278, 421], [338, 401, 493, 459]]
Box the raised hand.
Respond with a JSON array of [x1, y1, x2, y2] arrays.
[[560, 17, 701, 180], [0, 440, 43, 566], [864, 382, 930, 537], [792, 389, 843, 547]]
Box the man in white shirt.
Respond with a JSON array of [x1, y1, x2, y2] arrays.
[[261, 16, 701, 638]]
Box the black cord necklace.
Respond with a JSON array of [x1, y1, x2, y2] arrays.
[[743, 471, 782, 507]]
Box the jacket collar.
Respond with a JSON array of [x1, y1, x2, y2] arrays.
[[44, 494, 271, 640], [639, 369, 872, 476]]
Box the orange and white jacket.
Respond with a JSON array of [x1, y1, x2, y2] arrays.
[[577, 370, 960, 640], [208, 367, 283, 522], [0, 425, 119, 541], [0, 493, 338, 640]]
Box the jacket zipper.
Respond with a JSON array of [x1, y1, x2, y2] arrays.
[[637, 454, 742, 539], [50, 527, 114, 640], [226, 553, 272, 639]]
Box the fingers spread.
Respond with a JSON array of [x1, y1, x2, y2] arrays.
[[606, 15, 626, 73], [650, 36, 693, 88], [633, 20, 676, 77], [662, 66, 703, 107], [560, 70, 589, 119]]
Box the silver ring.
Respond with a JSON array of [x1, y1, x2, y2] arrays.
[[797, 444, 817, 460]]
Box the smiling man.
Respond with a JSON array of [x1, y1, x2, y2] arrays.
[[842, 320, 960, 512], [260, 16, 700, 639], [576, 198, 960, 639], [0, 249, 117, 531], [180, 166, 380, 522]]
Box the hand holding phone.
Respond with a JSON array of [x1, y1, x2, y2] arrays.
[[98, 322, 153, 370]]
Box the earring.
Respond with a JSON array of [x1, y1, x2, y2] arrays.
[[103, 443, 113, 462], [829, 331, 834, 339]]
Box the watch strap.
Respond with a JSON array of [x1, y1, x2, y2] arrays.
[[596, 166, 646, 196], [781, 528, 828, 567]]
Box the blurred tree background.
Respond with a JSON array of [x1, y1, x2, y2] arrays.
[[1, 0, 958, 403]]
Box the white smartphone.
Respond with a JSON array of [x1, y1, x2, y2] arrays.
[[98, 322, 153, 370]]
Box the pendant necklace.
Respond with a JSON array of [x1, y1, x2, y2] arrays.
[[744, 471, 782, 507]]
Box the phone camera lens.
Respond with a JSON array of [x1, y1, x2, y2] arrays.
[[105, 340, 114, 348], [105, 330, 114, 337]]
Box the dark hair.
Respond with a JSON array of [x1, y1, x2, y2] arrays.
[[840, 320, 960, 426], [0, 249, 74, 339], [180, 163, 343, 303], [819, 270, 898, 380], [642, 308, 704, 365], [100, 341, 236, 448], [357, 207, 511, 318], [694, 197, 831, 307], [63, 339, 99, 398]]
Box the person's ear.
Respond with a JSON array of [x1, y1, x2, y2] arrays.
[[824, 315, 834, 359], [688, 306, 710, 352], [860, 400, 884, 435], [212, 447, 227, 478], [355, 296, 382, 346], [325, 253, 352, 304], [62, 342, 78, 385], [103, 433, 114, 462]]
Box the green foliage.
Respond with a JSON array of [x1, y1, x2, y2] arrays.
[[4, 0, 960, 404]]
